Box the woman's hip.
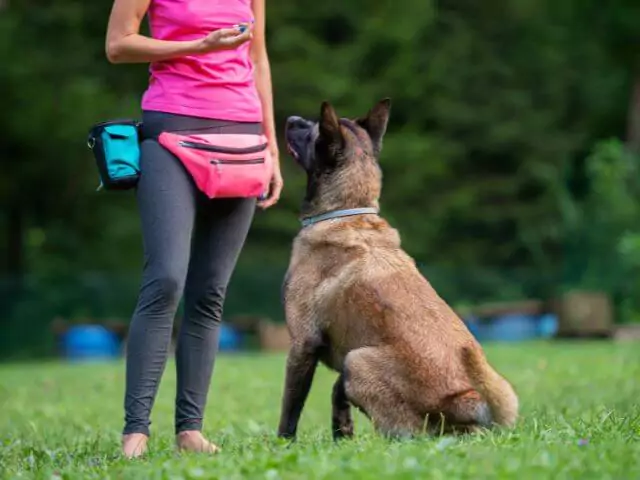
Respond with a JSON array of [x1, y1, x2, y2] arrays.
[[141, 110, 263, 139]]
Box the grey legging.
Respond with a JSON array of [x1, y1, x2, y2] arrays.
[[123, 111, 259, 436]]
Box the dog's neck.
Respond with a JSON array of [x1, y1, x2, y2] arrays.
[[301, 160, 382, 224], [299, 207, 379, 228]]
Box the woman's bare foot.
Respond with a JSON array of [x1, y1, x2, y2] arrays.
[[122, 433, 149, 458], [176, 431, 220, 454]]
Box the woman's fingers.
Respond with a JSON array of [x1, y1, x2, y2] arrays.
[[258, 174, 283, 209]]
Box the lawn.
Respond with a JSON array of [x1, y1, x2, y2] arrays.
[[1, 342, 639, 479]]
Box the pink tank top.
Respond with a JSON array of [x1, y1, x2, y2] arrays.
[[141, 0, 263, 123]]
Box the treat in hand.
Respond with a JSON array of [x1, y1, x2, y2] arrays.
[[198, 23, 252, 53], [234, 20, 254, 34]]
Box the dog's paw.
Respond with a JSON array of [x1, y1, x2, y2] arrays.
[[277, 430, 297, 441], [332, 420, 355, 441]]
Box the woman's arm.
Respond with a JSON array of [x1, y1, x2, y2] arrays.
[[250, 0, 277, 150], [251, 0, 282, 208], [106, 0, 252, 64]]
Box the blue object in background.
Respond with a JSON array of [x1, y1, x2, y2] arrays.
[[464, 312, 559, 343], [62, 325, 120, 362], [485, 314, 538, 342], [218, 324, 242, 352], [537, 313, 559, 338]]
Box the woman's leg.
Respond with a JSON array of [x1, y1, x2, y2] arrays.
[[175, 197, 256, 451], [174, 122, 261, 444], [123, 138, 198, 441]]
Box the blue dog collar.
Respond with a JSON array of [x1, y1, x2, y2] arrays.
[[300, 207, 379, 228]]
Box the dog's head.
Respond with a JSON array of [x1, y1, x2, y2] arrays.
[[285, 98, 392, 216]]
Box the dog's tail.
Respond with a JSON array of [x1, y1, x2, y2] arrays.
[[461, 345, 519, 427]]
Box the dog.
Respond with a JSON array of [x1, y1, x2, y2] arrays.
[[277, 98, 519, 440]]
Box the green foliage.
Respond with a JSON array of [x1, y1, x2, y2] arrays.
[[1, 344, 640, 478], [561, 139, 640, 321], [2, 0, 640, 357]]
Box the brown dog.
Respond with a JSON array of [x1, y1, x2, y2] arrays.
[[278, 98, 519, 440]]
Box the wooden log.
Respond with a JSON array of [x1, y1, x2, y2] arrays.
[[552, 290, 613, 338], [257, 320, 290, 352]]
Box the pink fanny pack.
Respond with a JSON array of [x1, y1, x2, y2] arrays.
[[158, 132, 272, 199]]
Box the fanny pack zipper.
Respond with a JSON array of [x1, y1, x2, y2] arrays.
[[179, 140, 268, 155], [210, 158, 265, 165]]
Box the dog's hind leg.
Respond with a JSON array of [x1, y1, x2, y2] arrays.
[[343, 347, 424, 438], [438, 389, 492, 434], [332, 372, 354, 441]]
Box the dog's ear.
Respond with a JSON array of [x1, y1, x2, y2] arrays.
[[319, 101, 343, 150], [357, 98, 391, 154]]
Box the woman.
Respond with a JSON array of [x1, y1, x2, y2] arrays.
[[105, 0, 282, 457]]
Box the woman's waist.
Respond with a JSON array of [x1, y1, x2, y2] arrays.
[[142, 56, 262, 125], [141, 111, 262, 139]]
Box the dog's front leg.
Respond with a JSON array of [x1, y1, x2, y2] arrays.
[[277, 340, 320, 440]]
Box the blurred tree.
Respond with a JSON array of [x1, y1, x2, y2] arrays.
[[0, 2, 143, 279], [2, 0, 640, 356]]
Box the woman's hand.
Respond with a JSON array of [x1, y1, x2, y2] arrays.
[[197, 25, 253, 54], [258, 147, 284, 209]]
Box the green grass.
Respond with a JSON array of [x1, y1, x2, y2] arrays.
[[1, 342, 639, 479]]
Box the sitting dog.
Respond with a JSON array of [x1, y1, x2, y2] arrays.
[[278, 98, 519, 440]]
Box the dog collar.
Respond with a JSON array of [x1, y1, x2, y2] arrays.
[[300, 207, 379, 228]]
